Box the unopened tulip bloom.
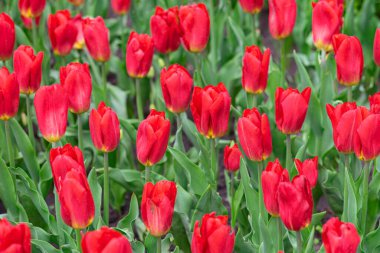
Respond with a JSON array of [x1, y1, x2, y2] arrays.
[[0, 13, 15, 61], [238, 0, 264, 14], [369, 92, 380, 113], [150, 6, 181, 54], [237, 108, 272, 161], [179, 3, 210, 53], [83, 17, 111, 62], [374, 29, 380, 66], [322, 217, 360, 253], [73, 15, 85, 50], [0, 218, 31, 253], [332, 34, 363, 86], [137, 110, 171, 166], [21, 16, 40, 29], [295, 157, 318, 188], [261, 159, 289, 216], [160, 64, 193, 113], [126, 32, 154, 78], [67, 0, 84, 7], [278, 175, 313, 231], [34, 84, 69, 142], [275, 87, 311, 134], [223, 144, 242, 172], [13, 45, 44, 94], [111, 0, 131, 15], [0, 67, 19, 121], [242, 45, 270, 94], [18, 0, 46, 18], [354, 113, 380, 161], [141, 180, 177, 237], [190, 83, 231, 138], [191, 212, 235, 253], [268, 0, 297, 39], [60, 62, 92, 114], [82, 227, 133, 253]]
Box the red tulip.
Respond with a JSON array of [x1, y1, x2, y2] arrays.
[[268, 0, 297, 39], [237, 108, 272, 161], [242, 45, 270, 94], [67, 0, 84, 6], [89, 102, 120, 152], [190, 83, 231, 139], [13, 45, 44, 94], [126, 31, 154, 78], [150, 6, 181, 54], [111, 0, 131, 15], [369, 92, 380, 113], [21, 16, 41, 29], [73, 15, 85, 50], [295, 157, 318, 188], [160, 64, 193, 113], [18, 0, 46, 18], [0, 67, 19, 121], [223, 144, 242, 172], [238, 0, 264, 14], [332, 34, 364, 86], [261, 159, 289, 216], [136, 109, 171, 166], [322, 217, 360, 253], [141, 180, 177, 237], [0, 13, 15, 61], [47, 10, 78, 56], [312, 0, 343, 52], [60, 62, 92, 114], [278, 175, 313, 231], [374, 28, 380, 66], [83, 17, 111, 62], [275, 87, 311, 134], [354, 113, 380, 161], [34, 84, 69, 143], [82, 227, 133, 253], [179, 3, 210, 53], [0, 218, 31, 253], [191, 212, 235, 253]]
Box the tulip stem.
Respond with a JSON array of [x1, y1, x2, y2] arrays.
[[210, 138, 218, 188], [347, 86, 352, 102], [280, 39, 287, 85], [145, 166, 151, 183], [75, 229, 82, 253], [257, 161, 265, 222], [285, 135, 292, 171], [103, 152, 109, 226], [26, 95, 35, 148], [342, 155, 349, 222], [251, 14, 257, 44], [277, 217, 283, 251], [209, 0, 217, 76], [54, 187, 64, 247], [102, 63, 108, 104], [32, 18, 38, 50], [164, 54, 170, 67], [77, 114, 83, 151], [135, 78, 144, 120], [4, 120, 14, 168], [157, 237, 162, 253], [296, 231, 302, 253], [361, 162, 370, 234]]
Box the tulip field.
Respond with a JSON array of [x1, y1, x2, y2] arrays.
[[1, 0, 380, 252]]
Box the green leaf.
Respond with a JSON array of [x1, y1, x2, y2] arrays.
[[231, 181, 244, 228], [88, 168, 102, 229], [32, 239, 61, 253], [117, 193, 139, 231], [171, 212, 191, 253]]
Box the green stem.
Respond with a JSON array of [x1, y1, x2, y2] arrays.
[[285, 135, 292, 171], [77, 114, 83, 150], [245, 92, 256, 108], [164, 54, 170, 67], [230, 172, 235, 200], [32, 18, 38, 50], [2, 60, 6, 67], [347, 86, 352, 102], [157, 237, 162, 253], [135, 78, 144, 120], [361, 162, 370, 234], [145, 166, 151, 183], [102, 63, 107, 103], [277, 217, 283, 251], [103, 152, 109, 225], [75, 229, 82, 253], [209, 0, 217, 76], [280, 39, 287, 86], [55, 187, 64, 246], [210, 138, 217, 187], [5, 120, 14, 168], [342, 155, 349, 221], [257, 161, 265, 221], [252, 14, 257, 44], [296, 231, 302, 253], [26, 95, 35, 148]]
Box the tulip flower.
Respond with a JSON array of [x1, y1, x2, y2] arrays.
[[374, 28, 380, 66], [242, 45, 271, 94], [322, 217, 360, 253], [268, 0, 297, 39], [191, 212, 235, 253], [354, 113, 380, 161], [47, 10, 78, 56], [34, 84, 69, 143], [237, 108, 272, 161], [0, 67, 19, 121], [238, 0, 264, 14], [179, 3, 210, 53], [21, 15, 40, 29], [0, 218, 31, 253], [73, 15, 85, 50], [190, 83, 231, 139], [150, 6, 181, 54], [111, 0, 131, 15], [60, 62, 92, 114], [13, 45, 44, 94], [278, 175, 313, 231], [275, 87, 311, 134], [67, 0, 84, 6], [136, 110, 171, 166], [261, 159, 289, 216], [126, 31, 154, 78], [89, 102, 120, 153], [0, 13, 15, 61], [223, 144, 242, 172], [141, 180, 177, 237], [18, 0, 46, 19], [332, 34, 364, 86], [83, 17, 111, 62], [160, 64, 193, 113], [82, 227, 133, 253], [369, 92, 380, 113], [295, 157, 318, 188]]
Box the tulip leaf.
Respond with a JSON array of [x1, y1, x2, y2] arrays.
[[88, 168, 102, 229], [15, 25, 32, 46], [305, 227, 315, 253], [171, 212, 191, 253], [345, 168, 358, 226], [259, 214, 273, 253], [363, 226, 380, 253], [119, 118, 137, 143], [32, 239, 61, 253], [117, 193, 139, 231], [231, 176, 244, 228]]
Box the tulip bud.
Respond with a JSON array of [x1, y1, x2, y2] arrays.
[[268, 0, 297, 39], [160, 64, 193, 113], [150, 6, 181, 54], [126, 32, 154, 78], [0, 13, 15, 61], [191, 212, 235, 253], [179, 3, 210, 53], [278, 175, 313, 231], [141, 180, 177, 237], [261, 159, 289, 216], [369, 92, 380, 113], [223, 144, 242, 172], [137, 109, 171, 166], [67, 0, 84, 7], [354, 113, 380, 161], [238, 0, 264, 14], [73, 14, 85, 50], [82, 227, 133, 253], [0, 218, 31, 253], [295, 157, 318, 188], [18, 0, 46, 19], [322, 217, 360, 253], [111, 0, 131, 15], [332, 34, 364, 86], [89, 102, 120, 152], [237, 108, 272, 161], [83, 17, 111, 62], [190, 83, 231, 139], [0, 67, 19, 121], [60, 62, 92, 114], [13, 45, 44, 94], [242, 45, 270, 94], [374, 28, 380, 66], [275, 87, 311, 134], [21, 16, 41, 29], [34, 84, 69, 143]]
